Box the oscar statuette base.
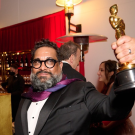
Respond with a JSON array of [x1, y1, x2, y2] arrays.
[[114, 68, 135, 93]]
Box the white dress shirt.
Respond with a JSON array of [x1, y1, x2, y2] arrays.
[[27, 98, 48, 135]]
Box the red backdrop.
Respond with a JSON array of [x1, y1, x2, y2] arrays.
[[0, 10, 85, 77], [0, 10, 66, 52]]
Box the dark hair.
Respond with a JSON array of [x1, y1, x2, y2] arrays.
[[31, 39, 61, 61], [10, 63, 18, 69], [101, 60, 117, 94], [59, 41, 80, 60]]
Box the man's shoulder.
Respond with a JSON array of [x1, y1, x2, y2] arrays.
[[61, 80, 96, 97], [17, 74, 24, 80], [67, 80, 94, 89], [62, 63, 86, 81], [17, 74, 23, 78], [62, 63, 77, 73], [63, 62, 71, 68]]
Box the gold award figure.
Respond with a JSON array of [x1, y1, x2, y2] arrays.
[[109, 4, 132, 71], [109, 4, 135, 93], [109, 4, 125, 40]]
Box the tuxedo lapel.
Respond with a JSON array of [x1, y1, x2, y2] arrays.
[[34, 88, 66, 135], [21, 98, 31, 135]]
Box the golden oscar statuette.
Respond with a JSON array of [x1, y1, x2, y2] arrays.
[[109, 4, 135, 93]]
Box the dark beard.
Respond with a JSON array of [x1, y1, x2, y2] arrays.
[[30, 70, 62, 92]]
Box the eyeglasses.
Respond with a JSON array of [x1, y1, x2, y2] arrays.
[[32, 59, 59, 69]]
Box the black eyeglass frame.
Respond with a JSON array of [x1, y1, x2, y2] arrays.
[[32, 59, 59, 69]]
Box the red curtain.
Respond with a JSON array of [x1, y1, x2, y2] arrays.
[[0, 10, 66, 52]]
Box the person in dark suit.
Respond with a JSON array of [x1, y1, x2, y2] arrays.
[[15, 37, 135, 135], [59, 41, 86, 81], [1, 64, 25, 122]]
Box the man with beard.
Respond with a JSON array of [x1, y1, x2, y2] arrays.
[[15, 36, 135, 135]]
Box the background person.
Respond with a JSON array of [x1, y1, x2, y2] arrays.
[[97, 60, 117, 95], [1, 63, 25, 122], [59, 41, 86, 81]]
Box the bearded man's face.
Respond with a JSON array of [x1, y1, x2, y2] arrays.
[[30, 47, 63, 92]]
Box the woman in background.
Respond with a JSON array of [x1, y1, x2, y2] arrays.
[[97, 60, 135, 135], [97, 60, 116, 95]]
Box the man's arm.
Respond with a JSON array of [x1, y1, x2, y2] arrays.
[[85, 36, 135, 122], [84, 82, 134, 123]]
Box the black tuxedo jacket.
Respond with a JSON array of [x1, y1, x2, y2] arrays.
[[1, 74, 25, 95], [15, 81, 134, 135], [62, 63, 86, 81]]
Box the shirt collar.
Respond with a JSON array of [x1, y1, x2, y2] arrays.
[[62, 61, 69, 64]]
